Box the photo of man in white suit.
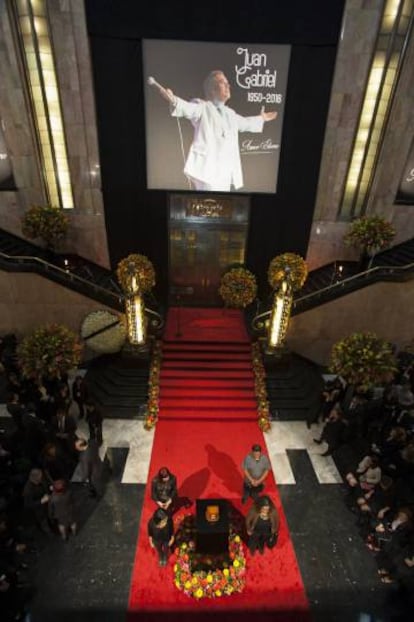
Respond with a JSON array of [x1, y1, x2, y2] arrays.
[[156, 70, 277, 192]]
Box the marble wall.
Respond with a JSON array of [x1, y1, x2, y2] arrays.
[[0, 270, 114, 337], [1, 0, 413, 275], [0, 0, 110, 267], [307, 0, 414, 270], [287, 279, 414, 366]]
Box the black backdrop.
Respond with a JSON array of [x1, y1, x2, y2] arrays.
[[85, 0, 345, 301]]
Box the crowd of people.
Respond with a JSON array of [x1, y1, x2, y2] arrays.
[[309, 352, 414, 603], [3, 327, 414, 615], [0, 334, 105, 621]]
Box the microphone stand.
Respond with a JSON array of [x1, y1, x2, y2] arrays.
[[175, 295, 182, 338]]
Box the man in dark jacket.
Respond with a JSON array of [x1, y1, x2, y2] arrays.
[[75, 438, 104, 498], [22, 468, 50, 533], [85, 401, 103, 446]]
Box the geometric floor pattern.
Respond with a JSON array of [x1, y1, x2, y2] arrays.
[[74, 418, 343, 486]]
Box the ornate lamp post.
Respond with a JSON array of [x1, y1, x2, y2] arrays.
[[117, 254, 156, 349], [268, 279, 293, 349], [125, 273, 146, 345], [266, 253, 308, 353]]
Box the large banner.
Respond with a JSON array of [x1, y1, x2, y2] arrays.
[[143, 39, 290, 194], [396, 139, 414, 205]]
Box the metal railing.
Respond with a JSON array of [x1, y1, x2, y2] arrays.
[[252, 261, 414, 333], [0, 250, 164, 332]]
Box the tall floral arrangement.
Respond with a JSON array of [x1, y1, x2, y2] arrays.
[[330, 331, 397, 388], [251, 341, 271, 431], [116, 254, 155, 294], [144, 340, 162, 430], [21, 205, 69, 249], [344, 216, 395, 254], [219, 267, 257, 308], [268, 253, 307, 292], [17, 324, 82, 380]]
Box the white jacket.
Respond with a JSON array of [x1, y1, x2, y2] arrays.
[[171, 97, 264, 189]]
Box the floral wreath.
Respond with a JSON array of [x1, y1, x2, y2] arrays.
[[343, 216, 396, 254], [219, 267, 257, 308], [144, 340, 162, 430], [330, 331, 397, 388], [116, 254, 156, 294], [80, 310, 126, 354], [174, 534, 246, 598], [251, 341, 271, 431], [268, 253, 307, 292]]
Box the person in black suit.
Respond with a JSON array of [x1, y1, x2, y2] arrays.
[[75, 438, 104, 498], [50, 408, 77, 454], [313, 406, 348, 456], [6, 393, 25, 432], [85, 401, 103, 446], [72, 376, 88, 419]]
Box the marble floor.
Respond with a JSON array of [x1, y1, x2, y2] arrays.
[[73, 417, 342, 486]]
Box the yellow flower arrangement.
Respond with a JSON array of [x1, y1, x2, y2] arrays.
[[21, 205, 69, 249], [174, 532, 246, 599], [116, 254, 155, 294], [17, 324, 82, 380], [251, 341, 271, 431], [344, 216, 396, 254], [219, 267, 257, 308], [330, 332, 397, 388], [268, 253, 307, 292], [144, 340, 162, 430]]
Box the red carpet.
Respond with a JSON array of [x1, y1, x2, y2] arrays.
[[128, 308, 309, 621]]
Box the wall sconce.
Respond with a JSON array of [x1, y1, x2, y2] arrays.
[[10, 0, 74, 208], [339, 0, 413, 219], [125, 274, 146, 345], [268, 280, 293, 349]]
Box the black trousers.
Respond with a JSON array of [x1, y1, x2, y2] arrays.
[[248, 531, 277, 552], [242, 481, 264, 502], [154, 540, 170, 562], [89, 423, 103, 446]]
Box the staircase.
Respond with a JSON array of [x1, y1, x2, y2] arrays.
[[264, 351, 324, 421], [83, 352, 150, 419], [250, 237, 414, 332], [159, 337, 258, 422], [0, 227, 124, 310], [0, 227, 164, 335], [294, 237, 414, 313]]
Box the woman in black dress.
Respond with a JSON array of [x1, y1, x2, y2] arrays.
[[245, 495, 279, 555], [148, 508, 174, 566]]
